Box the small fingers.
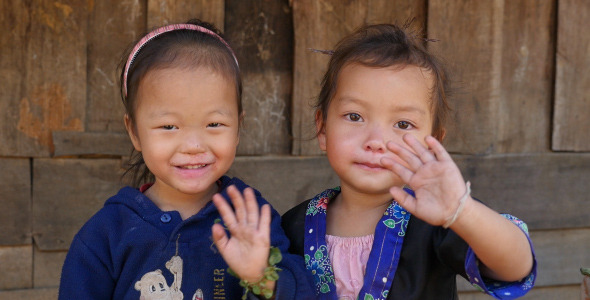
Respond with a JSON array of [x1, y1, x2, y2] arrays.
[[381, 157, 414, 184], [227, 185, 247, 224], [243, 188, 260, 226], [211, 223, 229, 254], [389, 186, 417, 214], [403, 134, 435, 163], [212, 193, 238, 230], [385, 141, 423, 171], [258, 204, 272, 243], [425, 136, 452, 161]]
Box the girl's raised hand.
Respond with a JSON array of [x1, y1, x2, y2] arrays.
[[381, 134, 471, 227], [211, 185, 272, 283]]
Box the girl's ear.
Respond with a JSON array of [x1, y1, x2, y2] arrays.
[[315, 110, 327, 151], [124, 114, 142, 152], [436, 128, 447, 142]]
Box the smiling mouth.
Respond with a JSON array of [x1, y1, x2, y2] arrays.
[[179, 164, 207, 169]]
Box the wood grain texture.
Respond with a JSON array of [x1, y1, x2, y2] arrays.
[[459, 284, 580, 300], [52, 131, 132, 157], [292, 0, 427, 155], [0, 287, 57, 300], [32, 159, 124, 250], [147, 0, 224, 29], [553, 0, 590, 151], [87, 0, 146, 133], [454, 153, 590, 230], [227, 156, 339, 214], [0, 245, 32, 290], [17, 0, 89, 157], [33, 249, 67, 288], [0, 1, 29, 157], [428, 0, 555, 154], [458, 228, 590, 290], [0, 159, 30, 245], [226, 0, 293, 155]]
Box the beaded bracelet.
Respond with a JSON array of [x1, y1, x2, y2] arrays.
[[228, 246, 282, 300], [442, 181, 471, 229]]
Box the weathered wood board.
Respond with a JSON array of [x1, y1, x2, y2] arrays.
[[33, 249, 67, 288], [292, 0, 426, 155], [0, 245, 32, 290], [0, 1, 29, 157], [454, 153, 590, 230], [228, 156, 339, 214], [147, 0, 224, 29], [0, 159, 30, 245], [458, 228, 590, 291], [32, 159, 124, 251], [459, 284, 580, 300], [428, 0, 555, 154], [86, 0, 146, 133], [52, 131, 132, 157], [553, 0, 590, 151], [0, 287, 57, 300], [19, 0, 88, 157], [226, 0, 294, 155]]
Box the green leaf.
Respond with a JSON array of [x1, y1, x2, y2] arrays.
[[582, 267, 590, 276], [383, 219, 396, 229], [252, 284, 261, 295], [227, 268, 238, 278], [262, 288, 274, 299], [364, 294, 375, 300], [268, 247, 282, 265], [320, 283, 330, 293], [315, 249, 323, 260]]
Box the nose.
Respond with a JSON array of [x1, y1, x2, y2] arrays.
[[180, 130, 205, 154], [364, 124, 387, 153]]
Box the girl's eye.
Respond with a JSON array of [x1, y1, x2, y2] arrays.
[[162, 125, 177, 130], [346, 113, 363, 122], [396, 121, 413, 130], [208, 122, 222, 128]]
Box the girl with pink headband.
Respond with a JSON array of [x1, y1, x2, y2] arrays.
[[59, 19, 313, 300]]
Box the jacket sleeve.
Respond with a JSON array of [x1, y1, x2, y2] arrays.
[[59, 235, 115, 300]]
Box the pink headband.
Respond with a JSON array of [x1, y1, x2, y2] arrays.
[[122, 23, 239, 97]]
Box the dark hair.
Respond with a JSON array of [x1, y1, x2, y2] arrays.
[[119, 19, 242, 187], [315, 23, 450, 140]]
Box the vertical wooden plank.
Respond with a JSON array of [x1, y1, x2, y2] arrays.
[[0, 1, 28, 157], [147, 0, 224, 29], [292, 0, 368, 156], [33, 159, 123, 251], [428, 0, 554, 154], [225, 0, 293, 155], [553, 0, 590, 151], [86, 0, 146, 133], [367, 0, 426, 29], [0, 159, 31, 245], [292, 0, 427, 155], [0, 246, 32, 290], [17, 0, 88, 157]]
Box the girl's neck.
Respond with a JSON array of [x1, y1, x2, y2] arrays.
[[144, 183, 218, 220], [325, 186, 393, 237]]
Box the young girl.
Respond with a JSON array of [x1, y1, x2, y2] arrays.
[[59, 19, 313, 299], [282, 24, 537, 299]]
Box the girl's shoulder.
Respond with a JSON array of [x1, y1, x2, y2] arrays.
[[281, 199, 311, 257]]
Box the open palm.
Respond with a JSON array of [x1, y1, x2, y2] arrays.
[[381, 134, 470, 226]]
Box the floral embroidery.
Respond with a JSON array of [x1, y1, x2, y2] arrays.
[[306, 188, 339, 216], [382, 203, 410, 236], [305, 245, 334, 294]]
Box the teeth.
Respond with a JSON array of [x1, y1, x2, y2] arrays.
[[183, 164, 206, 169]]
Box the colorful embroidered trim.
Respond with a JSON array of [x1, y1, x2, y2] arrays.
[[123, 23, 238, 97]]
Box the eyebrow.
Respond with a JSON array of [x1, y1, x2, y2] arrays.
[[337, 97, 428, 115]]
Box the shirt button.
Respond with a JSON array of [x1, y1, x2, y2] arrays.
[[160, 213, 171, 223]]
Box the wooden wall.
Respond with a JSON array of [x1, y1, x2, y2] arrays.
[[0, 0, 588, 299]]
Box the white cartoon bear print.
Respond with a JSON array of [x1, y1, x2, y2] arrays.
[[135, 255, 184, 300]]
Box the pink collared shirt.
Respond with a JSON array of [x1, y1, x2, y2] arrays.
[[325, 234, 374, 299]]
